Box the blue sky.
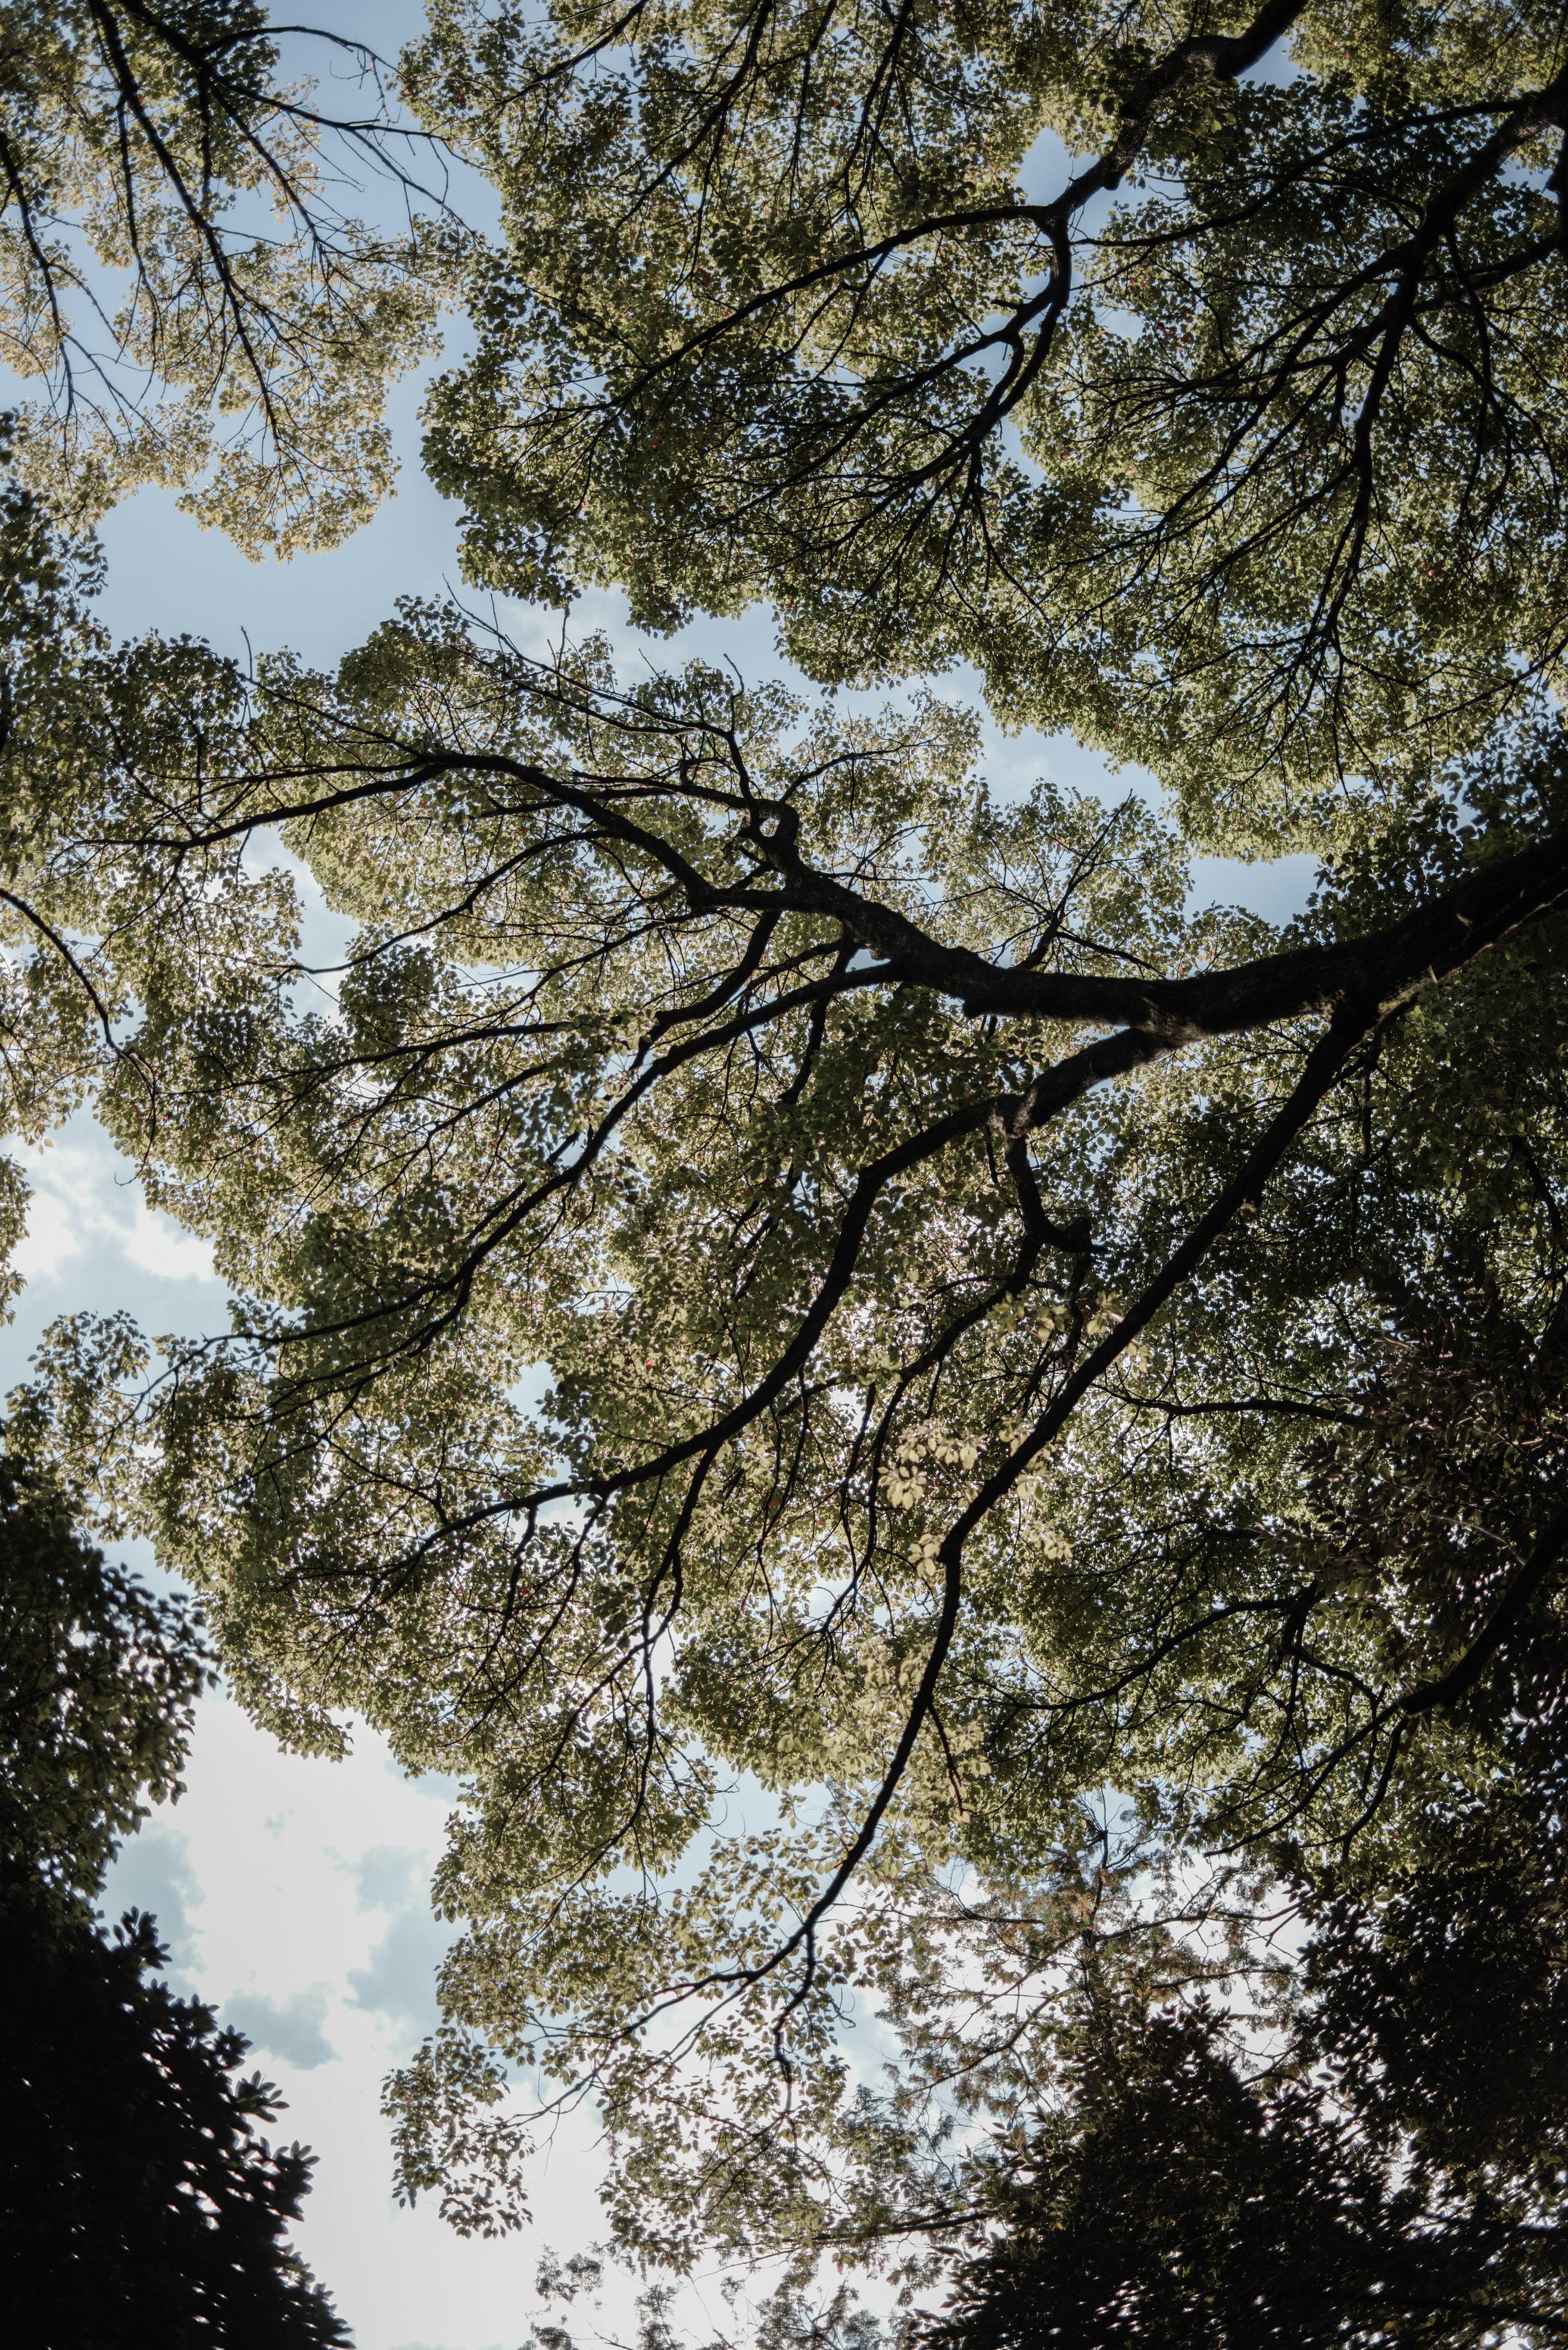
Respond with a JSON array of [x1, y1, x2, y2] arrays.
[[1, 8, 1319, 2336]]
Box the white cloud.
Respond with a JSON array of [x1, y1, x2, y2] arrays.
[[347, 1905, 453, 2033], [120, 1200, 217, 1283], [11, 1182, 84, 1281], [11, 1123, 217, 1287], [100, 1819, 203, 1978], [101, 1695, 583, 2349]]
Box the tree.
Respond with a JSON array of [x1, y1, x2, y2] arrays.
[[0, 1897, 352, 2348], [910, 1455, 1568, 2348], [0, 594, 1555, 2271], [0, 1442, 209, 1906], [918, 1998, 1568, 2349], [0, 1433, 351, 2344], [403, 0, 1568, 833], [0, 0, 1566, 2287], [0, 3, 453, 553]]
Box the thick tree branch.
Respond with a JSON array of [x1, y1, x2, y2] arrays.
[[189, 726, 1568, 1041]]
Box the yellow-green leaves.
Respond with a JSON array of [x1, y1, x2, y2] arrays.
[[410, 0, 1568, 847], [0, 3, 450, 553], [6, 568, 1560, 2267]]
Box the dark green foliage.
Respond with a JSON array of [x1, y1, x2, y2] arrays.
[[0, 1444, 350, 2344], [926, 2003, 1566, 2349], [1300, 1664, 1568, 2189], [0, 1891, 350, 2349], [924, 1609, 1568, 2348], [0, 1449, 210, 1911]]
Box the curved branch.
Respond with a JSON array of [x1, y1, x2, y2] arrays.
[[0, 885, 156, 1115], [678, 1003, 1375, 2034], [1397, 1496, 1568, 1715]]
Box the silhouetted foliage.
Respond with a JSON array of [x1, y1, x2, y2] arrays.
[[0, 1448, 209, 1910], [0, 1441, 350, 2344], [0, 1891, 351, 2348], [924, 1999, 1567, 2349]]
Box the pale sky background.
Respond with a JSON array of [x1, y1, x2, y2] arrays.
[[1, 9, 1316, 2342]]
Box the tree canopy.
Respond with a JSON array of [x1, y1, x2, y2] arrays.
[[405, 0, 1568, 838], [0, 1886, 351, 2347], [0, 1434, 349, 2344], [0, 1, 453, 552], [919, 1996, 1562, 2348], [0, 0, 1567, 2330], [0, 1443, 209, 1906]]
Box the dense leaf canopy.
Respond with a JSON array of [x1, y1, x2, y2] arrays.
[[407, 0, 1568, 841], [920, 1999, 1563, 2348], [0, 1444, 209, 1907], [0, 1440, 347, 2345], [0, 1, 451, 551], [0, 0, 1567, 2318], [0, 1897, 351, 2348]]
